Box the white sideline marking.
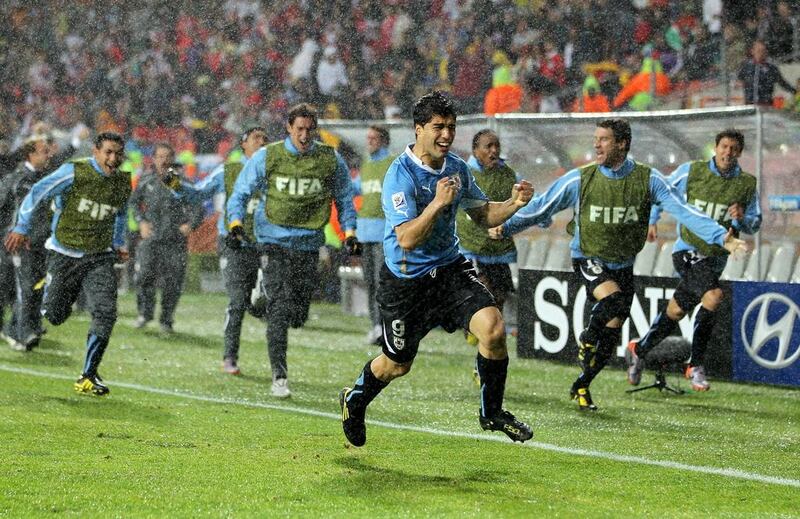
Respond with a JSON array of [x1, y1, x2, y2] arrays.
[[3, 364, 799, 489]]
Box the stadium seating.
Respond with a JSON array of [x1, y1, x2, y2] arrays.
[[522, 235, 551, 270], [742, 244, 773, 281], [514, 237, 531, 268], [765, 243, 796, 283], [543, 237, 571, 271], [792, 255, 800, 283], [634, 240, 659, 276], [652, 240, 676, 277], [721, 252, 747, 280]]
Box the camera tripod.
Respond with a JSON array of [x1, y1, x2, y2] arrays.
[[626, 362, 685, 395]]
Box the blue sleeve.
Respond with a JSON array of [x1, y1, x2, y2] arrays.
[[503, 169, 580, 236], [112, 210, 127, 249], [382, 165, 418, 229], [459, 164, 489, 210], [177, 164, 224, 203], [226, 148, 266, 227], [734, 188, 762, 235], [13, 163, 75, 235], [333, 152, 357, 231], [650, 162, 690, 225], [351, 174, 362, 196], [649, 170, 727, 247]]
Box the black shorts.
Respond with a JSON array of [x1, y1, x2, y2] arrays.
[[672, 251, 725, 311], [377, 256, 497, 363], [470, 260, 514, 298], [572, 258, 635, 305]]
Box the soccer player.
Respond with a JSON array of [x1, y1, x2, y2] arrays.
[[226, 104, 358, 398], [457, 129, 520, 350], [339, 91, 535, 447], [355, 125, 393, 344], [495, 119, 746, 411], [626, 129, 760, 391], [163, 127, 268, 375], [4, 132, 130, 395]]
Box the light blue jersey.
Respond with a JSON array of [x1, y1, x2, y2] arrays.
[[650, 158, 762, 255], [13, 158, 127, 258], [502, 158, 729, 269], [226, 138, 356, 252], [382, 145, 488, 278]]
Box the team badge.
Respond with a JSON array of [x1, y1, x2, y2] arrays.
[[392, 192, 407, 211]]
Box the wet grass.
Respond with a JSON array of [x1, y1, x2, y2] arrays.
[[1, 293, 798, 517]]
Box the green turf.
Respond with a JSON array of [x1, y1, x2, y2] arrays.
[[1, 293, 798, 517]]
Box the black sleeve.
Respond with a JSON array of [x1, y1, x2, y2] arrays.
[[48, 145, 76, 171], [772, 65, 797, 94]]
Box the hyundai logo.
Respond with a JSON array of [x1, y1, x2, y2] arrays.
[[740, 293, 800, 369]]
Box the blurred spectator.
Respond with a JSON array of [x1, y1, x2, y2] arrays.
[[737, 40, 796, 105], [721, 23, 748, 79], [683, 25, 719, 81], [613, 56, 671, 110], [767, 1, 795, 60], [702, 0, 722, 36], [452, 42, 490, 114], [1, 0, 797, 151], [316, 46, 349, 102], [572, 75, 611, 113]]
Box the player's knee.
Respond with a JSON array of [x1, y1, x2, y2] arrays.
[[665, 298, 686, 320], [480, 321, 506, 349], [470, 307, 505, 345], [701, 288, 724, 310], [599, 291, 629, 322], [373, 356, 412, 381]]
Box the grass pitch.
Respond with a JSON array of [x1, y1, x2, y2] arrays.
[[1, 293, 798, 517]]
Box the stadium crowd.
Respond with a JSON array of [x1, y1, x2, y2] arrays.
[[1, 0, 799, 158]]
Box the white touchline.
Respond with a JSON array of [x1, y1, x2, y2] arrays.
[[3, 364, 799, 489]]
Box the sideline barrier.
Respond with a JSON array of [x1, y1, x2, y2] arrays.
[[517, 269, 800, 387]]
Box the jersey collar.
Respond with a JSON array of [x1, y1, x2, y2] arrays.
[[709, 157, 740, 178], [404, 144, 447, 175]]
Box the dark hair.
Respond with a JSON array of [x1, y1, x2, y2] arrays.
[[715, 128, 745, 152], [368, 125, 390, 146], [21, 136, 46, 158], [597, 119, 631, 153], [287, 103, 318, 128], [471, 128, 497, 151], [241, 126, 267, 144], [412, 90, 456, 128], [94, 132, 125, 149]]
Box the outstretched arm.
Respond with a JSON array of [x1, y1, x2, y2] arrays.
[[6, 164, 75, 252], [173, 164, 224, 204], [496, 169, 580, 237], [467, 179, 534, 228]]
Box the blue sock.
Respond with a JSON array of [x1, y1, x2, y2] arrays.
[[345, 360, 389, 414], [82, 333, 109, 377]]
